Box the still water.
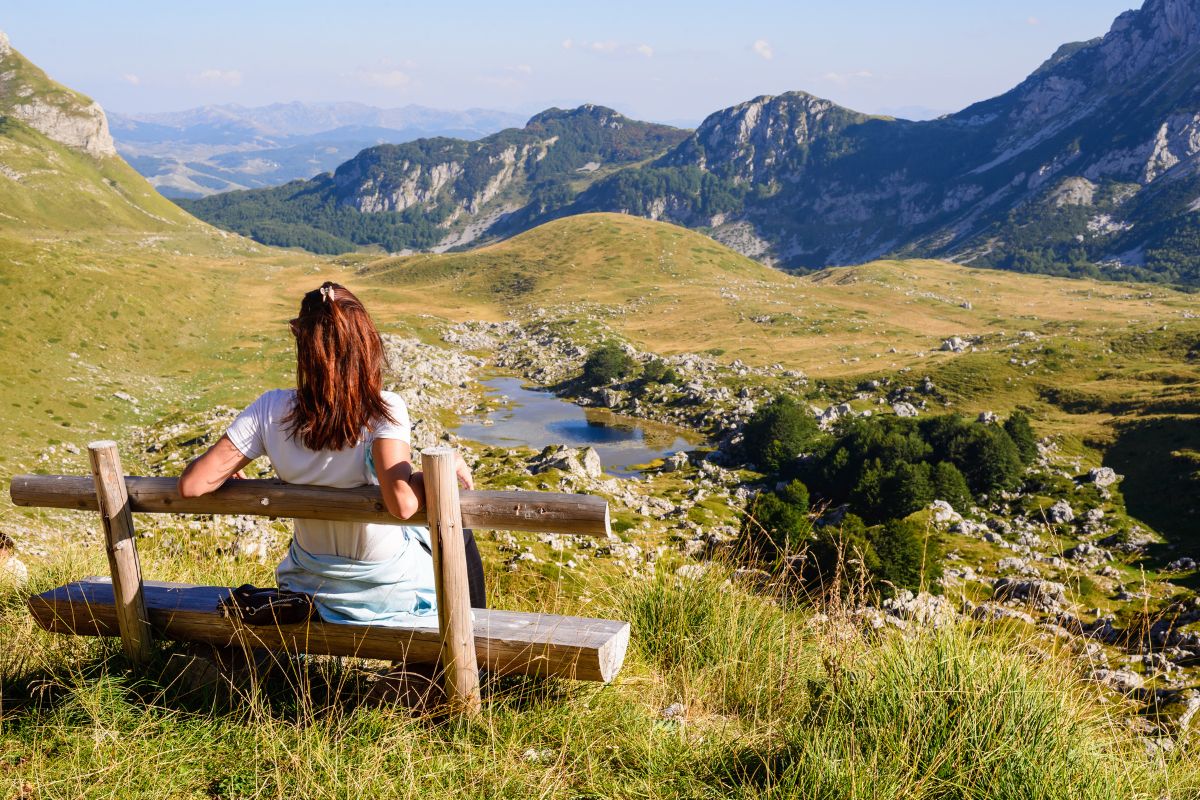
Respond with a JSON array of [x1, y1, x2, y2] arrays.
[[453, 377, 702, 477]]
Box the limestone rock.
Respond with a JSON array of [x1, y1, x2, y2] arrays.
[[1088, 668, 1144, 695], [992, 577, 1068, 612], [1086, 467, 1121, 487], [1046, 499, 1075, 524], [940, 337, 969, 353], [928, 500, 962, 525], [661, 451, 689, 473]]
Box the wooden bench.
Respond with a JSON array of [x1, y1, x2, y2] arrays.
[[11, 442, 630, 715]]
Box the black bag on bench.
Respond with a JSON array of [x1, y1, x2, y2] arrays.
[[219, 584, 316, 626]]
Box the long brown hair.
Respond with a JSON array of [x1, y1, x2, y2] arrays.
[[284, 281, 394, 451]]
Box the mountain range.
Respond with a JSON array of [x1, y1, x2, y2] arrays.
[[181, 0, 1200, 285], [110, 102, 527, 198]]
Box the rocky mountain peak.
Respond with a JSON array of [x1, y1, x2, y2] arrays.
[[665, 90, 868, 182], [526, 104, 628, 130], [0, 31, 116, 158]]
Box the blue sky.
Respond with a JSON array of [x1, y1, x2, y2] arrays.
[[4, 1, 1138, 123]]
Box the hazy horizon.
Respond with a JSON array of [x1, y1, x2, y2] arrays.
[[4, 1, 1138, 126]]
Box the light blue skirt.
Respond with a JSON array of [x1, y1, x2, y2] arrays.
[[276, 528, 438, 626]]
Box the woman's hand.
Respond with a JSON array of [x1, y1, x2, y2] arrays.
[[454, 452, 475, 491]]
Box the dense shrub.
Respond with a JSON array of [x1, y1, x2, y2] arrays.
[[932, 461, 973, 512], [639, 358, 680, 386], [799, 413, 1029, 522], [1004, 410, 1039, 465], [800, 513, 878, 593], [742, 395, 819, 473], [739, 480, 811, 563], [581, 342, 635, 386], [871, 518, 941, 595]]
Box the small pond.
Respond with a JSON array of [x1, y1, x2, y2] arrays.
[[453, 377, 703, 477]]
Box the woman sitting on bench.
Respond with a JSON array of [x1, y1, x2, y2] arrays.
[[177, 281, 485, 625]]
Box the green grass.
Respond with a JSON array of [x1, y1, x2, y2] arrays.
[[3, 555, 1196, 799]]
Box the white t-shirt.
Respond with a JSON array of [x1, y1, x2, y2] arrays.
[[226, 388, 415, 562]]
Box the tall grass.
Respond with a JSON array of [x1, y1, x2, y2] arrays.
[[2, 547, 1196, 798]]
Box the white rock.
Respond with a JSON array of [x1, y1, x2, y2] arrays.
[[1046, 499, 1075, 524], [940, 336, 970, 353], [1086, 467, 1121, 487]]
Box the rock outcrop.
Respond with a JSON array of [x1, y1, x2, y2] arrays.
[[0, 29, 116, 158]]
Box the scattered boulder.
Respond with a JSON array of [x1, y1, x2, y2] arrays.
[[992, 577, 1068, 612], [1166, 557, 1197, 572], [660, 702, 687, 722], [1085, 467, 1121, 488], [971, 602, 1036, 625], [661, 451, 690, 473], [1088, 668, 1144, 695], [1046, 499, 1075, 524], [882, 590, 957, 627], [928, 500, 962, 525], [892, 401, 919, 418], [940, 336, 970, 353], [977, 411, 999, 424], [529, 445, 603, 479], [1064, 542, 1114, 566]]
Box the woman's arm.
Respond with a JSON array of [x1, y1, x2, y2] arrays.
[[372, 439, 474, 520], [372, 438, 424, 520], [178, 434, 252, 498]]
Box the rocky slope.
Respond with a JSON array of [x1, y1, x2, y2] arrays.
[[0, 29, 115, 158], [0, 30, 194, 231]]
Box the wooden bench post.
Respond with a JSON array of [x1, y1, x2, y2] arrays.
[[88, 441, 153, 665], [421, 446, 481, 716]]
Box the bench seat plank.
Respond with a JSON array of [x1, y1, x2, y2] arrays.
[[29, 577, 629, 683]]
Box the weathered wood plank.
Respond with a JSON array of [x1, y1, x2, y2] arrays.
[[422, 447, 481, 714], [88, 442, 153, 664], [10, 475, 611, 538], [28, 578, 630, 683]]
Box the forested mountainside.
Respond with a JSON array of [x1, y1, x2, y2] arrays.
[[185, 0, 1200, 285], [179, 105, 688, 253]]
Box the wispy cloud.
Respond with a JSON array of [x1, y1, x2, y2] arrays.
[[483, 64, 535, 88], [196, 68, 242, 87], [350, 67, 412, 88], [821, 69, 874, 86], [562, 39, 654, 58], [120, 73, 141, 86], [1026, 16, 1040, 26], [752, 39, 773, 61]]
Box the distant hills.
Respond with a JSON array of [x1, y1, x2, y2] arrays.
[[110, 102, 527, 198], [182, 0, 1200, 285]]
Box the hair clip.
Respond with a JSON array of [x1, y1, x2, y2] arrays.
[[320, 285, 335, 304]]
